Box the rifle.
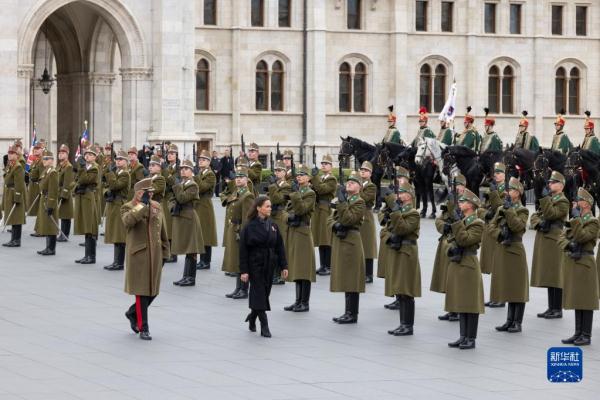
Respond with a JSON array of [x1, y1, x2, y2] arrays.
[[241, 134, 246, 155], [193, 144, 196, 163], [312, 145, 317, 169], [338, 155, 345, 185], [270, 152, 274, 173], [291, 154, 296, 179], [276, 142, 282, 160]]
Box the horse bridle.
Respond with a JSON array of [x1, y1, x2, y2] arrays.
[[533, 152, 551, 180]]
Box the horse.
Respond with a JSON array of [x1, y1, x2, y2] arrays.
[[532, 148, 568, 208], [503, 145, 536, 205], [564, 147, 600, 214], [339, 136, 384, 209], [412, 137, 446, 218]]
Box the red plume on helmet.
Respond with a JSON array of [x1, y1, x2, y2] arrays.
[[584, 110, 594, 130], [483, 107, 495, 127], [419, 107, 428, 122]]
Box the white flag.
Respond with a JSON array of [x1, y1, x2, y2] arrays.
[[438, 82, 457, 122]]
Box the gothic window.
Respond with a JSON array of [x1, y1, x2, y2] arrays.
[[569, 68, 580, 115], [502, 66, 514, 114], [353, 63, 367, 112], [271, 61, 284, 111], [433, 64, 447, 112], [339, 62, 352, 112], [488, 66, 500, 113], [419, 64, 432, 111], [196, 59, 210, 111], [255, 60, 269, 111], [347, 0, 361, 29], [251, 0, 264, 27]]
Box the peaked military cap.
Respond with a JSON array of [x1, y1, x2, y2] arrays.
[[42, 150, 54, 159], [508, 177, 524, 194], [321, 154, 333, 164], [83, 147, 97, 156], [274, 160, 286, 170], [577, 187, 594, 205], [149, 155, 162, 165], [249, 143, 259, 151], [199, 149, 211, 160], [347, 171, 363, 185], [398, 182, 415, 197], [296, 164, 310, 176], [453, 172, 467, 186], [548, 171, 565, 185], [58, 144, 70, 153], [168, 144, 178, 153], [180, 159, 194, 170], [494, 162, 506, 173], [133, 177, 155, 192], [360, 160, 373, 172], [395, 165, 410, 179], [115, 150, 128, 160], [459, 188, 481, 208], [235, 165, 248, 177], [283, 149, 293, 159]]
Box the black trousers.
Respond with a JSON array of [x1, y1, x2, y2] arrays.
[[127, 295, 156, 332], [318, 246, 331, 268]]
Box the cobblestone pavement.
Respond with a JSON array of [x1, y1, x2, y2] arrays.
[[0, 200, 598, 399]]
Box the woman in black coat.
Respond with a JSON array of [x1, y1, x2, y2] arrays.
[[240, 195, 288, 337]]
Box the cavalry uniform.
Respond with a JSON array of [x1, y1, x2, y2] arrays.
[[383, 105, 402, 144], [35, 152, 59, 255], [57, 145, 74, 241], [358, 161, 377, 283], [559, 188, 599, 346], [480, 110, 502, 153], [454, 107, 481, 151], [311, 154, 337, 275], [445, 189, 485, 350], [411, 108, 435, 147], [530, 171, 570, 318], [74, 148, 99, 264], [284, 165, 316, 312], [384, 183, 421, 336], [128, 147, 146, 200], [2, 146, 26, 247], [122, 178, 170, 341], [551, 113, 573, 154], [194, 150, 218, 269], [438, 125, 454, 146], [171, 159, 204, 287], [103, 151, 130, 271], [581, 112, 600, 155], [514, 111, 540, 151], [489, 178, 530, 333], [329, 171, 366, 324]]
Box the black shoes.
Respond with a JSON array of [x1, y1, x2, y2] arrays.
[[389, 296, 414, 336], [365, 275, 373, 283], [245, 312, 257, 332], [76, 235, 96, 264], [174, 255, 196, 286], [178, 278, 196, 287], [293, 303, 309, 312], [2, 225, 21, 247], [316, 267, 330, 276], [544, 310, 563, 319], [450, 313, 477, 350], [384, 296, 401, 310], [438, 312, 459, 321], [231, 289, 248, 299], [139, 331, 152, 340], [196, 261, 210, 270], [563, 310, 593, 346], [125, 311, 139, 333], [284, 282, 302, 311], [258, 312, 271, 338], [537, 308, 551, 318], [459, 338, 476, 349], [37, 236, 56, 256], [272, 276, 286, 285], [485, 301, 505, 308], [165, 255, 178, 263], [448, 337, 465, 348]]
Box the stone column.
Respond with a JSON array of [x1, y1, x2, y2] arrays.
[[121, 68, 153, 149], [17, 65, 34, 147], [89, 73, 116, 146], [306, 0, 327, 148]]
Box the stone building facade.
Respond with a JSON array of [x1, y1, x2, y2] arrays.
[[1, 0, 598, 162]]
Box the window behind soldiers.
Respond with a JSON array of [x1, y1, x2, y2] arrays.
[[441, 2, 453, 32], [347, 0, 361, 29], [484, 3, 496, 34], [510, 4, 521, 34], [552, 5, 563, 35], [416, 1, 428, 32], [576, 6, 587, 36]]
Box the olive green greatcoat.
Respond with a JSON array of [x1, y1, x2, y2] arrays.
[[162, 162, 178, 239], [310, 173, 337, 246], [430, 198, 457, 293], [444, 215, 485, 314], [597, 249, 600, 299], [559, 215, 600, 310], [222, 187, 255, 273], [329, 195, 366, 293], [286, 186, 317, 282], [35, 167, 59, 236], [193, 168, 218, 246], [479, 185, 505, 274], [268, 179, 291, 247], [384, 205, 421, 298], [530, 193, 570, 288], [150, 173, 166, 203], [489, 204, 530, 303], [103, 169, 130, 244], [73, 163, 99, 236], [57, 161, 74, 219], [122, 200, 170, 296], [376, 193, 396, 279], [128, 162, 146, 200], [248, 160, 263, 196], [27, 159, 43, 216], [97, 155, 107, 221], [2, 161, 26, 226], [219, 180, 235, 245], [170, 179, 204, 255], [359, 179, 378, 259]]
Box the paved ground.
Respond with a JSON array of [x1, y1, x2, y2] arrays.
[[0, 198, 599, 400]]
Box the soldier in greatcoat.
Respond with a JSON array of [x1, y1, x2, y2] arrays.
[[194, 150, 218, 270], [35, 151, 59, 255], [74, 147, 99, 264], [267, 160, 291, 284], [2, 145, 26, 247], [358, 161, 377, 283], [311, 154, 337, 276], [56, 144, 74, 241]]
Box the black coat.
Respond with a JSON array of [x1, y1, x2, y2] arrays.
[[239, 217, 287, 311], [220, 156, 234, 177], [210, 157, 222, 176]]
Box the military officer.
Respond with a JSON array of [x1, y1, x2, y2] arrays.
[[74, 147, 100, 264], [171, 160, 204, 287], [433, 173, 466, 321], [514, 111, 540, 152], [56, 144, 74, 241], [311, 154, 338, 276], [411, 107, 436, 147], [581, 111, 600, 155], [194, 150, 218, 270], [2, 145, 26, 247], [454, 106, 480, 152], [329, 171, 366, 324], [358, 161, 377, 283], [267, 160, 291, 284], [480, 108, 503, 153], [27, 142, 44, 234], [14, 139, 27, 169], [122, 178, 170, 340], [438, 118, 454, 146], [103, 151, 130, 271], [284, 165, 316, 312], [489, 177, 530, 333], [148, 155, 166, 202], [162, 144, 179, 263], [247, 143, 263, 196], [282, 149, 294, 183], [128, 147, 146, 200], [530, 171, 570, 319], [560, 188, 599, 346], [480, 162, 507, 308], [222, 166, 255, 297], [383, 105, 402, 144], [385, 183, 421, 336], [446, 189, 485, 350], [551, 111, 573, 154], [35, 151, 59, 255]]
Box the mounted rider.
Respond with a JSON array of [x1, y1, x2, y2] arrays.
[[382, 105, 403, 144], [453, 106, 481, 152], [551, 110, 573, 154], [438, 117, 454, 146], [411, 107, 436, 147], [514, 110, 540, 152], [581, 111, 600, 155], [479, 108, 503, 154]]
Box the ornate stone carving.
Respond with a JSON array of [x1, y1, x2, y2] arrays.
[[120, 68, 153, 81], [89, 73, 116, 86], [17, 64, 34, 79]]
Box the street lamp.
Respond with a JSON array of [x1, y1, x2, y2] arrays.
[[38, 23, 54, 95]]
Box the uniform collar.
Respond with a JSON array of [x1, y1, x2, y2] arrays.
[[348, 194, 360, 203], [401, 203, 412, 213], [237, 187, 248, 194], [552, 193, 563, 201], [465, 214, 477, 225]]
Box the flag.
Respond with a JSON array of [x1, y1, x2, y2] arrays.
[[438, 81, 457, 122], [25, 125, 38, 172], [75, 126, 90, 160]]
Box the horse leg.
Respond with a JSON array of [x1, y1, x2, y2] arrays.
[[428, 172, 437, 219]]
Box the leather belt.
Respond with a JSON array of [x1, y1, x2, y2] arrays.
[[463, 251, 478, 256], [401, 240, 417, 245], [318, 200, 331, 205]]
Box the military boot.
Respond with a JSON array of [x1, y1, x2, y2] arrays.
[[562, 310, 583, 344], [103, 244, 119, 270], [293, 281, 311, 312], [333, 293, 351, 323], [508, 303, 525, 333], [394, 296, 414, 336], [448, 313, 467, 348], [496, 303, 515, 331], [80, 235, 96, 264], [459, 313, 478, 349], [284, 281, 301, 311], [573, 310, 593, 346], [232, 279, 248, 299], [225, 274, 242, 296]]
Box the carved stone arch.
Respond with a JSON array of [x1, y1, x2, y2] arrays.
[[89, 18, 117, 74], [486, 56, 520, 114], [254, 50, 291, 112], [554, 58, 587, 115], [195, 49, 217, 111], [336, 53, 373, 113]]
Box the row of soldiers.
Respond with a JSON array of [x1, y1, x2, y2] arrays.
[[385, 105, 600, 155]]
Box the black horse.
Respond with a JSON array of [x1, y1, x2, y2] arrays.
[[392, 145, 437, 218], [532, 149, 568, 208], [503, 145, 536, 205], [441, 146, 502, 196], [565, 147, 600, 213], [339, 136, 384, 208]]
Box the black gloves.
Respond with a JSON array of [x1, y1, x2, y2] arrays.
[[311, 167, 319, 177], [228, 171, 235, 180], [291, 181, 299, 192], [78, 157, 86, 167], [268, 175, 277, 184], [489, 181, 497, 192], [453, 208, 463, 221], [46, 208, 53, 216], [141, 191, 151, 205], [443, 222, 452, 235], [503, 196, 512, 209], [541, 185, 550, 197], [336, 186, 347, 203], [572, 206, 581, 218], [567, 241, 579, 253]]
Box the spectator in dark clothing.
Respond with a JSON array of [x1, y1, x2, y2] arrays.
[[211, 151, 222, 196], [220, 149, 235, 192]]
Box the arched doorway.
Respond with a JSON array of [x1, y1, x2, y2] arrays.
[[17, 0, 151, 155]]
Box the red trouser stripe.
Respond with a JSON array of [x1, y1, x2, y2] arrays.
[[135, 296, 143, 331]]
